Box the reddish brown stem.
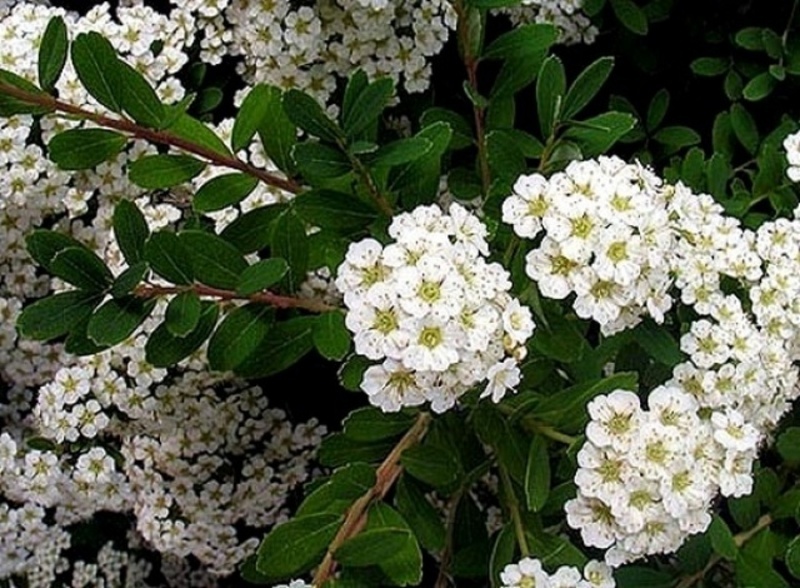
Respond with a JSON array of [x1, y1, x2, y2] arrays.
[[0, 82, 302, 194], [312, 412, 432, 586], [134, 283, 338, 314]]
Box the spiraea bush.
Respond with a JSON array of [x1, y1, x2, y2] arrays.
[[3, 0, 800, 587]]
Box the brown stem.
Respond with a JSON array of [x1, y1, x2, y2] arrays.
[[312, 412, 432, 586], [433, 489, 464, 588], [134, 283, 338, 313], [0, 82, 303, 194], [674, 514, 773, 588], [454, 1, 490, 197]]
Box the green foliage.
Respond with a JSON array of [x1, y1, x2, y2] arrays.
[[38, 16, 68, 92], [47, 129, 128, 170]]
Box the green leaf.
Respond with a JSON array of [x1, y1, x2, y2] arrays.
[[236, 258, 289, 296], [563, 111, 636, 157], [313, 311, 350, 361], [341, 77, 394, 138], [524, 435, 550, 512], [235, 316, 316, 378], [491, 54, 547, 99], [338, 354, 372, 392], [293, 190, 377, 233], [256, 513, 342, 580], [736, 550, 789, 588], [776, 427, 800, 462], [646, 89, 669, 131], [220, 203, 287, 254], [610, 0, 648, 35], [482, 24, 558, 59], [167, 113, 232, 157], [87, 297, 155, 346], [233, 83, 278, 151], [193, 173, 258, 213], [38, 16, 68, 92], [395, 476, 446, 552], [256, 87, 297, 173], [144, 231, 194, 285], [47, 128, 127, 170], [70, 32, 123, 112], [785, 536, 800, 579], [283, 89, 343, 143], [319, 433, 395, 468], [363, 503, 422, 586], [653, 125, 701, 150], [161, 94, 195, 129], [690, 57, 729, 77], [615, 567, 674, 588], [0, 68, 54, 117], [50, 247, 113, 291], [708, 515, 738, 560], [164, 291, 201, 337], [64, 316, 109, 356], [344, 407, 416, 442], [632, 319, 683, 366], [391, 122, 452, 208], [17, 290, 101, 341], [117, 60, 165, 128], [535, 372, 639, 432], [725, 70, 744, 101], [420, 108, 473, 150], [129, 154, 205, 190], [111, 262, 148, 298], [743, 71, 777, 101], [730, 103, 760, 154], [536, 55, 566, 138], [26, 230, 84, 273], [293, 142, 352, 180], [368, 137, 433, 167], [113, 199, 149, 265], [400, 444, 460, 489], [298, 463, 376, 518], [145, 302, 219, 367], [487, 130, 526, 183], [207, 303, 274, 372], [489, 525, 517, 588], [270, 210, 309, 293], [335, 528, 412, 567], [735, 27, 765, 51], [562, 57, 615, 120], [179, 230, 248, 289]]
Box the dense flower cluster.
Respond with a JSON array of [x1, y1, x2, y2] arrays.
[[503, 156, 675, 335], [500, 557, 615, 588], [171, 0, 595, 103], [336, 203, 535, 412], [784, 129, 800, 182], [0, 2, 324, 584], [558, 157, 800, 566]]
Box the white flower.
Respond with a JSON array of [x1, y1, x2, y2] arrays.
[[481, 359, 521, 403]]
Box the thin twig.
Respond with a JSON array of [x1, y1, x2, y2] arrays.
[[133, 283, 339, 314], [0, 82, 303, 194], [312, 412, 432, 586]]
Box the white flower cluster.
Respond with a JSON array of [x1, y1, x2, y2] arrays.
[[503, 156, 675, 335], [0, 2, 325, 584], [500, 0, 598, 45], [560, 149, 800, 566], [500, 557, 615, 588], [336, 203, 535, 413], [783, 129, 800, 182]]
